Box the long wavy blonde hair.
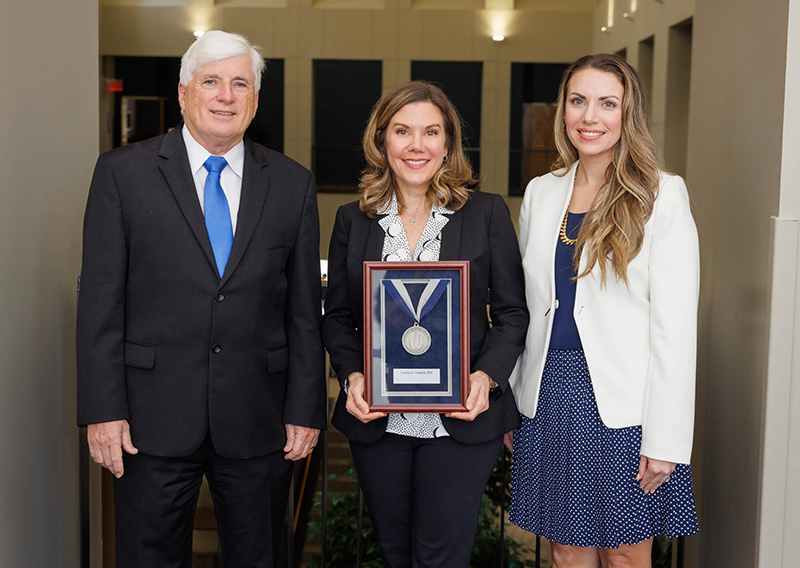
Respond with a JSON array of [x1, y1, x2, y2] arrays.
[[552, 54, 661, 284], [359, 81, 477, 216]]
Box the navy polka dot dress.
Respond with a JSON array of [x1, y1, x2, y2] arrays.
[[509, 350, 699, 547], [509, 212, 699, 548]]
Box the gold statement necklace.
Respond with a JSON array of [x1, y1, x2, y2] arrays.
[[559, 211, 577, 246], [560, 165, 582, 246]]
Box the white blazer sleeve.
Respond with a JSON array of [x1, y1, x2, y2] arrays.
[[640, 175, 700, 463]]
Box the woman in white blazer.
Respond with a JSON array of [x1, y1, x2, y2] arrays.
[[508, 54, 699, 567]]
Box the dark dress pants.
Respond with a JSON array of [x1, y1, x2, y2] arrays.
[[350, 433, 503, 568], [113, 436, 293, 568]]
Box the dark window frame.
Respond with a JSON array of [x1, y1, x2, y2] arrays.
[[312, 59, 383, 193]]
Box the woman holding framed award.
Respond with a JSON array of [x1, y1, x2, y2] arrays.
[[508, 54, 699, 567], [321, 81, 528, 567]]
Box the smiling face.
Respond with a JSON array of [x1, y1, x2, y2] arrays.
[[563, 68, 624, 166], [384, 101, 448, 196], [178, 54, 258, 155]]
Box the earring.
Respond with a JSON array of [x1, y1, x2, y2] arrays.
[[442, 155, 448, 163]]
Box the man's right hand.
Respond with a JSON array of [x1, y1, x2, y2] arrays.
[[87, 420, 139, 478]]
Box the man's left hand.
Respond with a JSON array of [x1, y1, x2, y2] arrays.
[[283, 424, 320, 461]]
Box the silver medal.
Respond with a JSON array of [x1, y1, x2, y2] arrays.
[[402, 324, 432, 355]]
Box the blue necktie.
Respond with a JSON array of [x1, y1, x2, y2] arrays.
[[203, 156, 233, 277]]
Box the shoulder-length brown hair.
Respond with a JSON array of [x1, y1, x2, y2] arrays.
[[552, 53, 662, 285], [359, 81, 477, 216]]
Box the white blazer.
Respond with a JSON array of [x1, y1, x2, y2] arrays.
[[509, 162, 699, 464]]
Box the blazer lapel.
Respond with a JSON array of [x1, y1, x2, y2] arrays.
[[158, 128, 218, 274], [553, 161, 579, 252], [219, 140, 270, 288], [439, 209, 462, 261], [365, 216, 386, 261]]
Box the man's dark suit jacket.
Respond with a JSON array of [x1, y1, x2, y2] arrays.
[[77, 126, 326, 459], [321, 192, 529, 444]]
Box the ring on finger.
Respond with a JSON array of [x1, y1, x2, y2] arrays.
[[663, 474, 671, 483]]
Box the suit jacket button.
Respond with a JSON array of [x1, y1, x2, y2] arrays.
[[215, 293, 225, 302], [212, 344, 222, 354]]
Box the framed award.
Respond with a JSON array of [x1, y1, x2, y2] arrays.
[[363, 261, 470, 412]]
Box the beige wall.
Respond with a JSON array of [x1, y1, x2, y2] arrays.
[[754, 0, 800, 565], [99, 0, 593, 253], [0, 1, 99, 566], [689, 0, 793, 565]]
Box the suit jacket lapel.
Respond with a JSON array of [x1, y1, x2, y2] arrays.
[[439, 209, 462, 261], [219, 140, 269, 288], [365, 216, 385, 261], [158, 128, 218, 274]]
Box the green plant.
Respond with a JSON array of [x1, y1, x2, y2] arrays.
[[307, 454, 542, 568], [306, 467, 382, 568], [469, 492, 540, 567]]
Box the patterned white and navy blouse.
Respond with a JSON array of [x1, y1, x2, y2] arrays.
[[377, 194, 454, 438]]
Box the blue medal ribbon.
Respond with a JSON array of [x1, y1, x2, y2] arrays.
[[383, 278, 450, 324]]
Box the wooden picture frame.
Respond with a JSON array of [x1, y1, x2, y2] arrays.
[[363, 261, 470, 413]]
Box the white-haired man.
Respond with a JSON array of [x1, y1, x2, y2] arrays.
[[77, 31, 326, 566]]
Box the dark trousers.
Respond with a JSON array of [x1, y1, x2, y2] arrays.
[[350, 433, 502, 568], [113, 436, 293, 568]]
